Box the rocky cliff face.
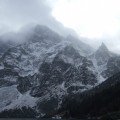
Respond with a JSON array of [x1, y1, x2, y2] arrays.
[[0, 25, 120, 117], [89, 42, 120, 82]]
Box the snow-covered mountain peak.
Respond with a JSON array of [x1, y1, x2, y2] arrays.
[[94, 42, 116, 64], [97, 42, 109, 53], [27, 25, 64, 44], [89, 42, 120, 81], [94, 42, 111, 63]]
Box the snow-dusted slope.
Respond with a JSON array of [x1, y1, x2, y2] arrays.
[[89, 43, 120, 82], [65, 35, 94, 56], [0, 85, 37, 111], [0, 25, 120, 117], [0, 85, 20, 111], [0, 25, 97, 117]]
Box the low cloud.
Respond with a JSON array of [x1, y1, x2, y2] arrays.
[[0, 0, 120, 54], [0, 0, 76, 37]]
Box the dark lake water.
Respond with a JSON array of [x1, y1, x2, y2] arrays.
[[0, 119, 72, 120], [0, 119, 77, 120], [0, 119, 58, 120], [0, 118, 78, 120], [0, 119, 56, 120], [0, 118, 80, 120], [0, 118, 75, 120], [0, 119, 57, 120]]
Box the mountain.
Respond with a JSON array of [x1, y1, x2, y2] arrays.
[[95, 43, 112, 65], [0, 25, 120, 118], [0, 25, 97, 117], [65, 35, 94, 56], [58, 72, 120, 119], [89, 42, 120, 82], [0, 39, 16, 57]]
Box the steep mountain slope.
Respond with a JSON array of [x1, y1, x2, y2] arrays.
[[65, 35, 94, 56], [89, 43, 120, 82], [95, 43, 113, 65], [58, 72, 120, 119], [0, 39, 16, 57]]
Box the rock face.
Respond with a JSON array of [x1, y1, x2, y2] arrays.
[[0, 25, 120, 117], [89, 42, 120, 82], [95, 42, 111, 65], [0, 39, 14, 52]]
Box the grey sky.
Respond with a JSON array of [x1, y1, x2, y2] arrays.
[[0, 0, 51, 29], [0, 0, 76, 37], [0, 0, 120, 53]]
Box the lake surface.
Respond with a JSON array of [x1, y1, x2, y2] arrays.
[[0, 119, 86, 120], [0, 119, 53, 120], [0, 118, 86, 120], [0, 119, 77, 120], [0, 119, 56, 120], [0, 119, 54, 120], [0, 118, 73, 120], [0, 119, 72, 120]]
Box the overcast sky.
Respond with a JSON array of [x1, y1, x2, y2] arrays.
[[0, 0, 120, 53]]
